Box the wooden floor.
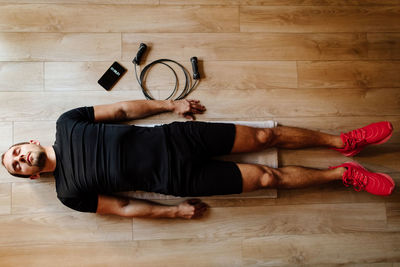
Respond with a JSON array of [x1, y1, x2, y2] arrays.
[[0, 0, 399, 266]]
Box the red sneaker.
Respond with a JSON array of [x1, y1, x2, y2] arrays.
[[334, 121, 393, 156], [330, 162, 395, 196]]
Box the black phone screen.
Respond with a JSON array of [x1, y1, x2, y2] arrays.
[[98, 61, 127, 91]]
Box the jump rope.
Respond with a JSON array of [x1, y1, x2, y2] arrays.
[[132, 43, 201, 100]]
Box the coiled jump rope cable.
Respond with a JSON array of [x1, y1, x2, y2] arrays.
[[132, 43, 201, 100]]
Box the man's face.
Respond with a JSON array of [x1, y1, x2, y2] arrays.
[[3, 142, 47, 177]]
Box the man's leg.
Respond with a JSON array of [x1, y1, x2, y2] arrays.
[[231, 125, 344, 153], [237, 163, 346, 192]]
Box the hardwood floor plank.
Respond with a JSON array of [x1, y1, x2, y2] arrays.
[[0, 62, 43, 91], [0, 171, 15, 185], [0, 91, 145, 121], [298, 61, 400, 89], [3, 88, 400, 122], [0, 212, 132, 245], [386, 202, 400, 231], [132, 202, 386, 240], [0, 1, 397, 266], [0, 183, 11, 215], [45, 61, 297, 91], [12, 181, 69, 214], [0, 122, 13, 183], [45, 61, 134, 91], [280, 146, 399, 172], [0, 33, 121, 61], [0, 239, 242, 267], [159, 88, 400, 119], [122, 33, 368, 61], [275, 115, 400, 139], [241, 6, 400, 33], [277, 181, 391, 206], [161, 0, 400, 5], [14, 121, 56, 146], [200, 61, 298, 89], [239, 0, 400, 5], [0, 122, 12, 152], [242, 233, 400, 266], [0, 4, 239, 33], [161, 0, 239, 4], [0, 0, 158, 3], [368, 33, 400, 59], [8, 0, 396, 5]]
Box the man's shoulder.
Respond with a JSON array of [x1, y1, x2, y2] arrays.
[[56, 106, 95, 124]]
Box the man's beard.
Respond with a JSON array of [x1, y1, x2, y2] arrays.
[[31, 151, 46, 171]]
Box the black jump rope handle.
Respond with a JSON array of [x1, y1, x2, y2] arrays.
[[134, 43, 200, 80], [190, 57, 200, 80], [133, 43, 147, 65]]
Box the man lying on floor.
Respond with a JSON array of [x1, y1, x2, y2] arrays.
[[1, 99, 395, 219]]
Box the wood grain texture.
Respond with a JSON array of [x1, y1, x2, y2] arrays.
[[368, 33, 400, 59], [0, 122, 12, 152], [0, 239, 243, 267], [162, 0, 239, 4], [11, 181, 69, 214], [0, 91, 146, 121], [3, 0, 398, 5], [0, 0, 399, 265], [2, 88, 399, 121], [158, 88, 400, 119], [0, 183, 11, 215], [0, 4, 239, 33], [298, 61, 400, 88], [122, 33, 368, 61], [240, 6, 400, 33], [275, 115, 400, 139], [14, 121, 56, 146], [386, 202, 400, 231], [239, 0, 400, 5], [0, 212, 132, 245], [132, 202, 386, 240], [242, 233, 400, 266], [0, 0, 158, 3], [0, 62, 43, 91], [162, 0, 400, 5], [280, 146, 400, 172], [0, 122, 13, 183], [45, 61, 134, 91], [44, 61, 297, 91], [0, 33, 121, 61]]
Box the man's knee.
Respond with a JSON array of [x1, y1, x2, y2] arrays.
[[259, 166, 279, 188], [255, 128, 275, 148]]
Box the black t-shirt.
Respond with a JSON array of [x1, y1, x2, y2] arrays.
[[53, 107, 170, 213]]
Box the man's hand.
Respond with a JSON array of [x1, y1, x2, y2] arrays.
[[172, 99, 206, 120], [177, 199, 209, 219]]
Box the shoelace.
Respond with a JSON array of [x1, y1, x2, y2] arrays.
[[343, 128, 367, 150], [343, 168, 368, 192]]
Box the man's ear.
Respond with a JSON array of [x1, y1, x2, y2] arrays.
[[30, 173, 40, 180], [29, 140, 40, 145]]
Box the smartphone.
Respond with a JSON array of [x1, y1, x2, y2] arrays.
[[98, 61, 127, 91]]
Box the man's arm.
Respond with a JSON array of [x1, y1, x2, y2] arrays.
[[93, 99, 206, 122], [96, 195, 208, 219]]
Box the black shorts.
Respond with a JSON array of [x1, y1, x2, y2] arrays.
[[162, 121, 243, 197]]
